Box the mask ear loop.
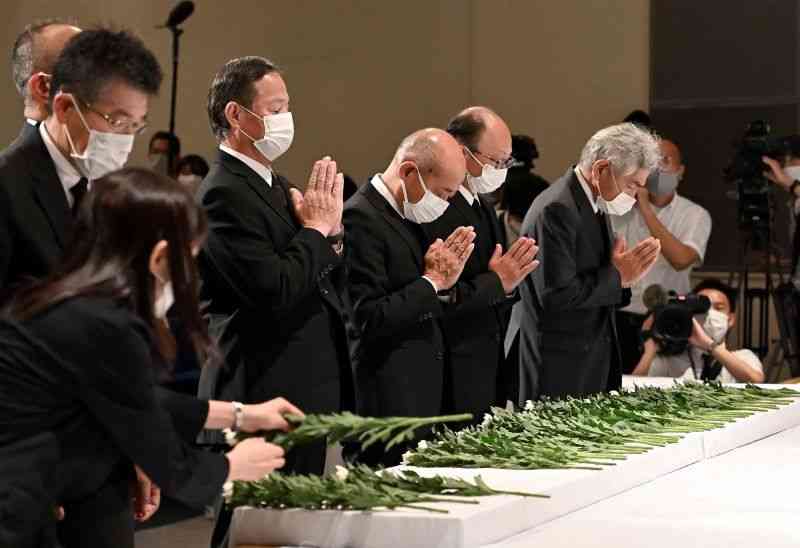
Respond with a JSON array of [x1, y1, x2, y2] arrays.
[[64, 95, 92, 159], [237, 103, 267, 142]]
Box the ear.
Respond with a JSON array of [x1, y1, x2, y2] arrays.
[[728, 311, 736, 329], [590, 159, 609, 182], [51, 92, 74, 124], [677, 165, 686, 181], [224, 101, 242, 134], [27, 72, 51, 107], [148, 240, 170, 284], [398, 160, 416, 180]]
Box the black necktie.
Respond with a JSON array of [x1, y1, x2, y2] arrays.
[[71, 178, 88, 216], [472, 198, 482, 216], [270, 178, 288, 210]]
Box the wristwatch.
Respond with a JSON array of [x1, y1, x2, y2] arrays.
[[708, 340, 724, 354], [232, 401, 245, 432]]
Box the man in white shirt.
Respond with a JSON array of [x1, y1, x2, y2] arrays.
[[612, 138, 712, 372], [633, 279, 764, 383]]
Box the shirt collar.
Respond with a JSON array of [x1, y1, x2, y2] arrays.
[[219, 143, 273, 187], [458, 184, 478, 206], [574, 166, 599, 214], [26, 118, 38, 127], [39, 123, 82, 191], [370, 174, 404, 218]]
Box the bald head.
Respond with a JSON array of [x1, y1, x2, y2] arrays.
[[387, 128, 466, 204], [447, 106, 512, 178], [12, 19, 81, 120]]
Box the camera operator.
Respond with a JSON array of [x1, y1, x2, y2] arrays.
[[761, 136, 800, 266], [632, 279, 764, 383], [612, 138, 712, 373]]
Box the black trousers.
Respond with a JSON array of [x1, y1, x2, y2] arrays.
[[616, 311, 647, 374]]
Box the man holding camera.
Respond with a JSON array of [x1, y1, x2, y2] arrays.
[[762, 137, 800, 269], [612, 138, 712, 373], [632, 279, 764, 382]]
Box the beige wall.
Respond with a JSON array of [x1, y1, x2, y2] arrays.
[[0, 0, 648, 184]]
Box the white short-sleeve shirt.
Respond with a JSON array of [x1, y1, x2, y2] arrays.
[[648, 347, 763, 384], [611, 194, 712, 314]]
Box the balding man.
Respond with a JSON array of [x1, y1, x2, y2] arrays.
[[422, 107, 539, 417], [612, 137, 711, 373], [9, 19, 80, 143], [345, 128, 475, 465]]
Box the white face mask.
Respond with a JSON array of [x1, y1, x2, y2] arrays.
[[402, 167, 450, 224], [465, 148, 508, 194], [784, 165, 800, 181], [177, 173, 202, 187], [65, 98, 134, 180], [149, 153, 169, 176], [703, 308, 729, 344], [154, 280, 174, 319], [597, 166, 637, 216], [240, 105, 294, 162]]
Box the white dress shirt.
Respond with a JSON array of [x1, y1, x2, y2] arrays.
[[458, 184, 478, 206], [574, 166, 599, 214], [648, 347, 762, 384], [611, 194, 712, 314], [26, 118, 37, 126], [219, 144, 272, 187], [39, 123, 83, 208]]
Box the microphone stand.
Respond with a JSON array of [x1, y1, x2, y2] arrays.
[[167, 25, 183, 176]]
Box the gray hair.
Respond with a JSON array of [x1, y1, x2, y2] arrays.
[[395, 129, 438, 174], [578, 123, 661, 176]]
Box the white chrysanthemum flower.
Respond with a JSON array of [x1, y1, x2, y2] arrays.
[[222, 481, 234, 504], [481, 413, 493, 427], [223, 428, 238, 447], [401, 451, 413, 465], [524, 400, 534, 411], [609, 390, 620, 396], [334, 465, 350, 481], [417, 439, 429, 451]]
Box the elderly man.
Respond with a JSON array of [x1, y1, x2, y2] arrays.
[[9, 19, 81, 142], [612, 137, 711, 373], [422, 107, 539, 417], [345, 128, 475, 465], [508, 123, 662, 401]]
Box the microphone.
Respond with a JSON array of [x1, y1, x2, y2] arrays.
[[160, 1, 195, 28], [642, 284, 668, 311]]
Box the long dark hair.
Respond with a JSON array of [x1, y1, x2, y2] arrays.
[[4, 167, 215, 363]]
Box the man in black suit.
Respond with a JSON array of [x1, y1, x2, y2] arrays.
[[9, 19, 81, 145], [508, 123, 662, 402], [0, 28, 160, 292], [197, 56, 354, 473], [345, 128, 477, 465], [422, 107, 539, 418]]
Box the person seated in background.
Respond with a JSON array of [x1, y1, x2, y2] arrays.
[[175, 153, 210, 192], [623, 109, 652, 129], [762, 136, 800, 272], [633, 279, 765, 383], [612, 137, 711, 373], [148, 130, 181, 176], [497, 134, 549, 247]]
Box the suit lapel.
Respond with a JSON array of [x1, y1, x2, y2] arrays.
[[481, 197, 505, 249], [23, 129, 71, 249], [220, 151, 295, 229], [364, 182, 424, 269], [567, 171, 605, 262]]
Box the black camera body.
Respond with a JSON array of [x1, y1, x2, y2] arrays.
[[643, 286, 711, 356]]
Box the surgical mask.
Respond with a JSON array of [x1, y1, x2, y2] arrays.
[[646, 169, 680, 196], [177, 173, 203, 188], [65, 98, 134, 180], [402, 168, 450, 223], [597, 167, 637, 216], [240, 105, 294, 162], [149, 153, 169, 176], [154, 280, 174, 319], [784, 165, 800, 181], [703, 308, 729, 345], [465, 148, 508, 194]]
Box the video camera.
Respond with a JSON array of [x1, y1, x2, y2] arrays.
[[642, 284, 711, 355]]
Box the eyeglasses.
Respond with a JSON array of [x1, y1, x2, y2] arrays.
[[78, 98, 148, 135], [468, 148, 515, 170]]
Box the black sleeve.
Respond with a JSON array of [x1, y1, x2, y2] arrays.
[[532, 202, 623, 311], [75, 312, 227, 507], [0, 181, 13, 289], [154, 387, 210, 442], [344, 206, 442, 344], [201, 182, 340, 316], [449, 271, 508, 318]]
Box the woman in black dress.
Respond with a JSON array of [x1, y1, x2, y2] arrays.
[[0, 167, 296, 547]]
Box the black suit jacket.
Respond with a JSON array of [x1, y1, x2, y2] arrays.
[[344, 180, 446, 420], [197, 151, 354, 420], [0, 122, 73, 293], [421, 190, 517, 416], [508, 168, 627, 401]]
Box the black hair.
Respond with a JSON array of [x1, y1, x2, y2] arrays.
[[511, 134, 539, 169], [11, 17, 78, 97], [207, 56, 279, 141], [446, 110, 485, 151], [694, 279, 738, 313], [623, 109, 652, 128], [149, 131, 181, 158], [177, 154, 210, 178], [49, 27, 162, 106]]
